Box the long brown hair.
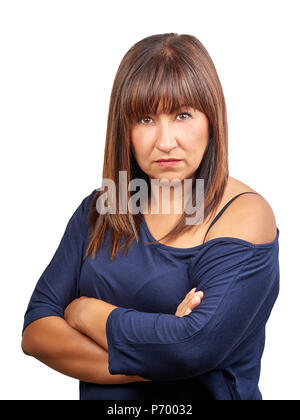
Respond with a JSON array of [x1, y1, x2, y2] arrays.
[[85, 33, 229, 261]]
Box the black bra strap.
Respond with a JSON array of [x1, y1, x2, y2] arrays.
[[202, 191, 260, 243]]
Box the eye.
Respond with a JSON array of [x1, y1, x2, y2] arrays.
[[177, 112, 191, 121], [138, 116, 153, 125], [137, 112, 192, 125]]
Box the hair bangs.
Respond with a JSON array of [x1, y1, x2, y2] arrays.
[[122, 57, 203, 126]]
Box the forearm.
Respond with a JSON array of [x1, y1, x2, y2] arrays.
[[21, 316, 147, 385], [65, 297, 116, 351]]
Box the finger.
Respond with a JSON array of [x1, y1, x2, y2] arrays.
[[186, 288, 199, 305], [179, 289, 202, 315], [181, 290, 201, 311], [189, 291, 204, 308], [188, 290, 203, 303], [181, 291, 204, 316], [190, 295, 201, 305], [187, 287, 196, 297], [191, 291, 203, 300], [178, 288, 196, 312]]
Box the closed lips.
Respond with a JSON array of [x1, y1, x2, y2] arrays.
[[156, 159, 181, 162]]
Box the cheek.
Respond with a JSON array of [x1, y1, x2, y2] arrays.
[[131, 129, 153, 158], [181, 125, 207, 153]]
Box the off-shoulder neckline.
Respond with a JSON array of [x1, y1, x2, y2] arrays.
[[141, 217, 280, 253]]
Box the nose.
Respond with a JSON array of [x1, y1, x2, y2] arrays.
[[155, 119, 177, 153]]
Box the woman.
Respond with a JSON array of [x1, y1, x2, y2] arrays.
[[21, 33, 280, 400]]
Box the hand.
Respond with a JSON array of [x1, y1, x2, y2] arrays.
[[175, 288, 204, 317]]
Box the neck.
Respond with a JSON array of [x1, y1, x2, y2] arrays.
[[144, 177, 195, 216]]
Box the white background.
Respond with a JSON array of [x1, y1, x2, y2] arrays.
[[1, 0, 299, 400]]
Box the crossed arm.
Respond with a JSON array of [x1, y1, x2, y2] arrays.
[[22, 244, 278, 383], [21, 289, 202, 385], [22, 193, 278, 384]]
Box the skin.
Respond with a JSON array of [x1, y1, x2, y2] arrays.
[[130, 104, 210, 214]]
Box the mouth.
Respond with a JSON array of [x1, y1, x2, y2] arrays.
[[155, 159, 182, 167], [155, 159, 181, 162]]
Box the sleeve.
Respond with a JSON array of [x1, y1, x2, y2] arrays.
[[22, 189, 97, 335], [106, 241, 280, 381]]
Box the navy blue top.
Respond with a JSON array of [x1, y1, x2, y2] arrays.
[[22, 188, 280, 400]]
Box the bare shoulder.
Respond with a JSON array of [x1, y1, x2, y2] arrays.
[[205, 177, 277, 245]]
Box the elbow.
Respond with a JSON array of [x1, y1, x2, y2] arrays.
[[21, 334, 34, 356], [21, 316, 63, 359], [164, 338, 223, 379], [21, 326, 38, 357], [21, 342, 32, 356], [108, 339, 222, 382], [175, 352, 219, 379], [21, 319, 52, 358]]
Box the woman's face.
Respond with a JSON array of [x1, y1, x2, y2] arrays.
[[130, 105, 210, 183]]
